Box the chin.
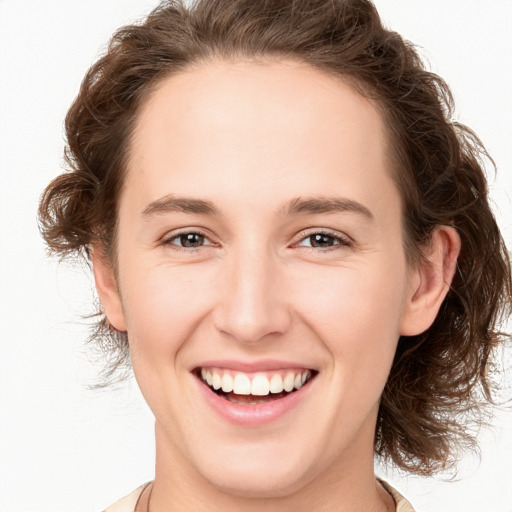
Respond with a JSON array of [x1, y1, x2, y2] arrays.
[[202, 462, 313, 499], [185, 438, 322, 499]]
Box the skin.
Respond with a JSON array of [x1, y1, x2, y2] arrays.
[[94, 59, 460, 512]]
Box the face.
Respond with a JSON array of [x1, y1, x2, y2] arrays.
[[98, 59, 421, 497]]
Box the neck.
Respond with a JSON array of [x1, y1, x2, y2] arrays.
[[146, 423, 394, 512]]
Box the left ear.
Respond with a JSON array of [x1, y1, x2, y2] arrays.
[[400, 225, 461, 336]]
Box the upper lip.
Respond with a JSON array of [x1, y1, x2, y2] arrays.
[[192, 359, 315, 372]]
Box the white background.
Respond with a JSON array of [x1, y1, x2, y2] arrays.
[[0, 1, 511, 510]]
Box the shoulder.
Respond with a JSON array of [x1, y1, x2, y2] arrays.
[[379, 479, 416, 512], [102, 483, 151, 512]]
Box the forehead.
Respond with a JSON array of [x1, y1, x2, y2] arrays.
[[125, 58, 397, 217]]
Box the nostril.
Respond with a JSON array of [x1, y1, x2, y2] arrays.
[[212, 270, 292, 344]]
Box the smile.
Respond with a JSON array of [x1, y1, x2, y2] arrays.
[[194, 365, 317, 422], [201, 367, 312, 394]]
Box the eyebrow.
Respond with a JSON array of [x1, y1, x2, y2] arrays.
[[141, 194, 373, 220], [142, 195, 221, 217], [279, 196, 374, 219]]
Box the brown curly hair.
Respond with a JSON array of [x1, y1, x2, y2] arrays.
[[38, 0, 511, 475]]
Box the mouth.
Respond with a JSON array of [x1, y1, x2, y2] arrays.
[[194, 367, 317, 405]]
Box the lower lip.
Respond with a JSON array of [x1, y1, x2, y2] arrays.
[[195, 376, 314, 426]]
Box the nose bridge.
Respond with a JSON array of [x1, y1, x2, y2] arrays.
[[214, 241, 291, 344]]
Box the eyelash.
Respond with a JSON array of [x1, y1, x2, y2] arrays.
[[161, 229, 352, 253], [294, 229, 353, 252], [161, 229, 213, 252]]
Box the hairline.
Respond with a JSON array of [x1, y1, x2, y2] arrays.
[[104, 54, 419, 274]]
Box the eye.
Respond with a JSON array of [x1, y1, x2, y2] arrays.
[[162, 230, 214, 249], [295, 231, 352, 250]]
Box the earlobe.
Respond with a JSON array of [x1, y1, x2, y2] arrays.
[[91, 247, 127, 332], [400, 226, 461, 336]]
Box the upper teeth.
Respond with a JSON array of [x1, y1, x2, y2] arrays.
[[200, 368, 311, 396]]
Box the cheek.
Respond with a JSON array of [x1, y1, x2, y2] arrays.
[[118, 260, 219, 357], [297, 260, 406, 336], [296, 260, 407, 385]]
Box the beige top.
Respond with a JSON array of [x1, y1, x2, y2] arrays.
[[380, 480, 416, 512], [103, 480, 415, 512]]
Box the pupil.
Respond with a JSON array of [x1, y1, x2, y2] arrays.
[[181, 233, 203, 247], [311, 234, 333, 247]]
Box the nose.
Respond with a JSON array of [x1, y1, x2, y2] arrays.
[[213, 247, 292, 345]]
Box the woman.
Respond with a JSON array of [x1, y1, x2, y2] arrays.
[[38, 0, 511, 510]]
